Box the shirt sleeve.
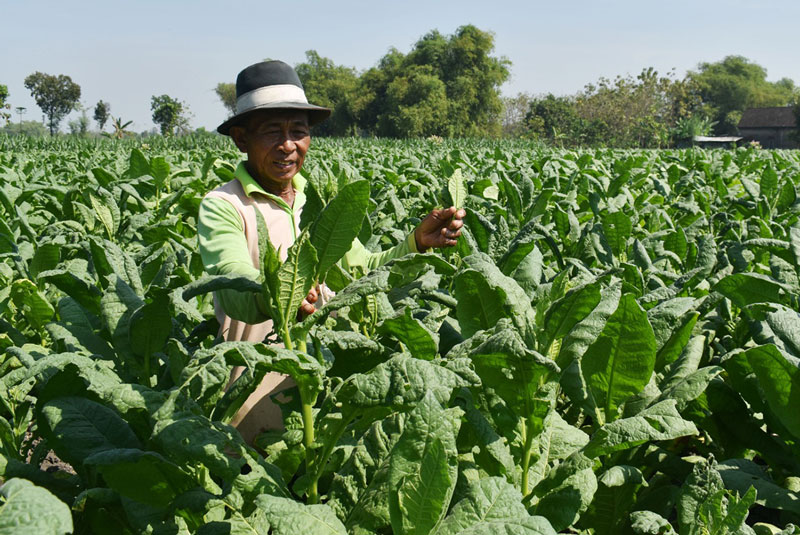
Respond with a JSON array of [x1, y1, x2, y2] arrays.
[[197, 196, 269, 324], [340, 231, 419, 273]]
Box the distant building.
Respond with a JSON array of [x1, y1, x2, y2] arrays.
[[690, 135, 743, 149], [738, 107, 799, 149]]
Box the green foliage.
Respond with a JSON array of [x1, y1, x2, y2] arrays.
[[0, 478, 73, 534], [93, 100, 110, 132], [365, 25, 510, 137], [1, 120, 48, 137], [214, 82, 236, 117], [104, 116, 133, 139], [688, 55, 797, 134], [0, 85, 9, 125], [295, 51, 361, 136], [523, 69, 700, 147], [150, 94, 190, 136], [1, 136, 800, 533], [23, 72, 81, 135], [219, 26, 509, 139]]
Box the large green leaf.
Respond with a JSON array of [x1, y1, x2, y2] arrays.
[[718, 459, 800, 516], [745, 344, 800, 440], [0, 478, 73, 535], [311, 179, 370, 280], [455, 254, 537, 344], [10, 279, 54, 330], [388, 391, 461, 535], [583, 400, 698, 458], [469, 320, 559, 420], [531, 453, 597, 532], [447, 168, 467, 210], [277, 233, 318, 333], [339, 355, 474, 413], [129, 290, 172, 358], [257, 494, 347, 535], [601, 210, 632, 258], [84, 448, 195, 507], [432, 477, 556, 535], [378, 307, 439, 360], [40, 396, 142, 466], [580, 293, 657, 423], [542, 280, 602, 350], [88, 187, 120, 240], [713, 273, 790, 307]]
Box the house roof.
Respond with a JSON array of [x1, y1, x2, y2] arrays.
[[738, 107, 797, 128], [694, 136, 742, 143]]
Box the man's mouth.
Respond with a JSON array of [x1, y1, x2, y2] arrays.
[[274, 160, 294, 170]]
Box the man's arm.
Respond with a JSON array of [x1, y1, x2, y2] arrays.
[[197, 196, 269, 324]]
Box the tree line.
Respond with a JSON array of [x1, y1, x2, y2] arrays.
[[0, 74, 191, 138], [3, 24, 799, 146], [503, 56, 800, 148]]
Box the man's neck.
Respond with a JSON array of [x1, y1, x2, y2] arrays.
[[245, 162, 295, 206]]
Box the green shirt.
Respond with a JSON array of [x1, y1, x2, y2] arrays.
[[197, 162, 418, 324]]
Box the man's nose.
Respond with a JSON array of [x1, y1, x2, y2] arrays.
[[277, 130, 295, 152]]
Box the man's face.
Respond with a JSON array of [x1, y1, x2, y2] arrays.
[[230, 109, 311, 192]]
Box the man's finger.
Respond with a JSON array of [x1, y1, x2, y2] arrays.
[[306, 288, 318, 304]]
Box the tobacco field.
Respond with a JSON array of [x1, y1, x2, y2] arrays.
[[1, 134, 800, 535]]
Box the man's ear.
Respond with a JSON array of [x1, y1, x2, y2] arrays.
[[229, 125, 248, 152]]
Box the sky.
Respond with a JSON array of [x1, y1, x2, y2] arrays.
[[3, 0, 799, 133]]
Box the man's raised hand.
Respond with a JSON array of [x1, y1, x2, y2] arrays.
[[414, 206, 466, 252]]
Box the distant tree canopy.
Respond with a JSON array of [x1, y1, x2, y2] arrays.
[[215, 83, 237, 117], [687, 55, 798, 134], [213, 25, 510, 138], [514, 56, 799, 147], [151, 94, 190, 136], [23, 72, 81, 135], [1, 120, 47, 137], [522, 70, 697, 148], [0, 85, 10, 124], [359, 26, 511, 137], [93, 100, 110, 131], [295, 50, 360, 136]]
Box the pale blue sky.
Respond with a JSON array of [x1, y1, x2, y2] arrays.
[[3, 0, 799, 133]]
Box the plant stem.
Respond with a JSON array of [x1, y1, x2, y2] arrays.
[[310, 412, 356, 485], [521, 416, 536, 497], [282, 326, 294, 351], [301, 398, 319, 504]]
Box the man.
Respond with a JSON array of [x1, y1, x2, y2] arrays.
[[198, 60, 464, 443]]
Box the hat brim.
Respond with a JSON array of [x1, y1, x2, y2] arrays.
[[217, 102, 331, 136]]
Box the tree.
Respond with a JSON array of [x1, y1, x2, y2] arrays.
[[379, 65, 451, 138], [357, 25, 510, 137], [525, 94, 583, 145], [688, 56, 796, 134], [295, 50, 360, 136], [0, 85, 10, 125], [573, 68, 696, 147], [151, 94, 190, 136], [1, 120, 47, 137], [68, 108, 89, 137], [215, 83, 237, 116], [23, 72, 81, 135], [502, 93, 532, 137], [104, 116, 134, 139], [94, 100, 110, 131]]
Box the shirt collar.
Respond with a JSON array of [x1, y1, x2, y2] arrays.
[[234, 161, 307, 211]]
